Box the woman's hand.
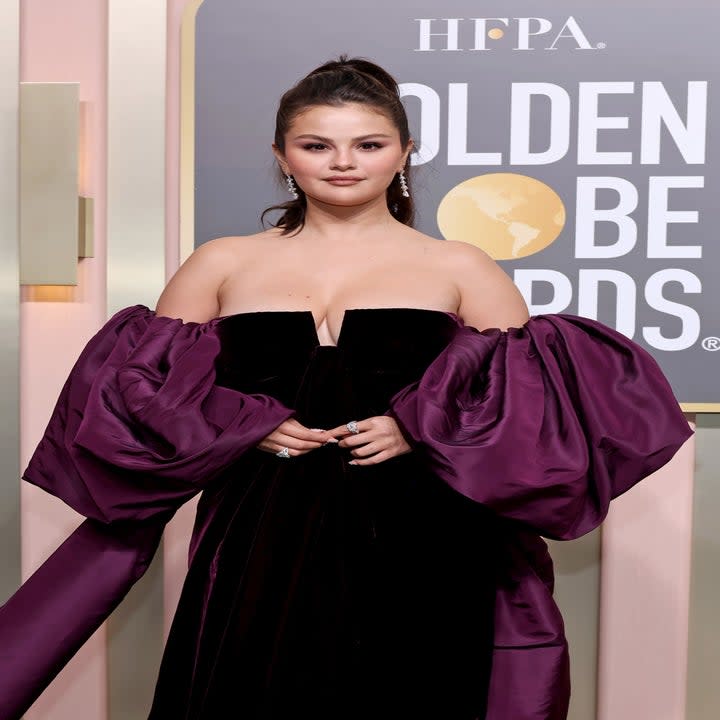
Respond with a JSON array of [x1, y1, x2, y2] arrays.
[[326, 415, 412, 465], [257, 418, 337, 458]]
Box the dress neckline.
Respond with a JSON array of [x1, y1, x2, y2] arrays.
[[214, 307, 461, 348]]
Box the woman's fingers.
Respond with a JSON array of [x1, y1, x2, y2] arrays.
[[324, 418, 368, 439], [260, 434, 323, 455], [348, 450, 395, 466], [258, 417, 412, 462], [257, 419, 336, 456], [346, 439, 384, 459], [280, 418, 325, 440], [332, 416, 412, 464]]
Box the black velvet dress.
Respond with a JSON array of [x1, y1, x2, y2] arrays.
[[148, 308, 499, 719]]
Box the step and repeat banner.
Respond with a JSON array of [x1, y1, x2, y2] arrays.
[[192, 0, 719, 409]]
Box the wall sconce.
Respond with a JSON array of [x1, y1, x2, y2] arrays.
[[19, 82, 93, 286]]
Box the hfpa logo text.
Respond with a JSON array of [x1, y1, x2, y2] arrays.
[[414, 17, 605, 52]]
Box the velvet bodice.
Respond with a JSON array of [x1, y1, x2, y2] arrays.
[[213, 307, 459, 429]]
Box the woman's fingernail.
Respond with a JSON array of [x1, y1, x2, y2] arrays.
[[325, 437, 339, 444], [348, 460, 357, 465]]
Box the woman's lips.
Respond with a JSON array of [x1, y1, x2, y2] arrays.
[[325, 177, 363, 185]]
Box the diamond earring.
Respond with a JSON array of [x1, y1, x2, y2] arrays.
[[285, 173, 299, 200], [399, 170, 410, 198]]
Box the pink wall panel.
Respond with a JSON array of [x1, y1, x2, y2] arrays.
[[19, 1, 108, 718], [598, 425, 695, 720]]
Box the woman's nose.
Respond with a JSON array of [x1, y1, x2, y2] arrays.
[[330, 149, 355, 170]]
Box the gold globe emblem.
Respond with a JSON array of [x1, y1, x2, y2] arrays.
[[437, 173, 566, 260], [487, 28, 505, 40]]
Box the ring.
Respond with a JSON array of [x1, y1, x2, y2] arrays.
[[275, 447, 290, 458], [346, 420, 360, 435]]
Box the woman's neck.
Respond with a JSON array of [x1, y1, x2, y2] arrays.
[[298, 196, 400, 241]]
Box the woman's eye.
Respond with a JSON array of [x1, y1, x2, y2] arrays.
[[301, 142, 382, 151]]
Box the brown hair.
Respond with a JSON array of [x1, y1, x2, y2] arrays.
[[260, 55, 415, 235]]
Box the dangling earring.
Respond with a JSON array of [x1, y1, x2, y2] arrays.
[[399, 170, 410, 198], [285, 173, 299, 200]]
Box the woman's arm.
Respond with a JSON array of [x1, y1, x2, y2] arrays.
[[445, 240, 530, 331]]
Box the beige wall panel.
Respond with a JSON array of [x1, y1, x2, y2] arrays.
[[107, 1, 168, 718], [78, 196, 95, 258], [549, 530, 600, 719], [19, 83, 79, 286], [162, 0, 205, 640], [686, 415, 720, 720], [0, 0, 20, 606], [107, 0, 167, 315], [179, 0, 204, 264]]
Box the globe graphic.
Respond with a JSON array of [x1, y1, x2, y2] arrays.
[[436, 173, 566, 260]]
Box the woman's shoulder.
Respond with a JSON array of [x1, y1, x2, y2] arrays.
[[155, 230, 286, 323], [434, 238, 494, 264], [403, 231, 497, 270], [193, 228, 284, 262], [407, 234, 529, 330]]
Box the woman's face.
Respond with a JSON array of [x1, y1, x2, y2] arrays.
[[273, 102, 412, 209]]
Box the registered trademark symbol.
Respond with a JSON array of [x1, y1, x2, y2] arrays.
[[702, 336, 720, 351], [596, 41, 607, 49]]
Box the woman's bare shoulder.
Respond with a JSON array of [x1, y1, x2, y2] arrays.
[[154, 230, 282, 322], [427, 238, 494, 264], [404, 234, 497, 273], [398, 230, 486, 256], [423, 238, 530, 331], [197, 228, 283, 259]]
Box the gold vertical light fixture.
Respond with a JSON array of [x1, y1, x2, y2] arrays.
[[19, 82, 93, 286]]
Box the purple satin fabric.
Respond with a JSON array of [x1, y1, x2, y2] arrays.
[[1, 306, 295, 719], [389, 313, 692, 540], [0, 307, 692, 720], [0, 519, 164, 720], [23, 305, 296, 523], [388, 313, 692, 719]]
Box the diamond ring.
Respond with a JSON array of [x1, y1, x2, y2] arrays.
[[275, 447, 290, 458], [346, 420, 360, 435]]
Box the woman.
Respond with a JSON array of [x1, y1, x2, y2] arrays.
[[0, 56, 692, 719]]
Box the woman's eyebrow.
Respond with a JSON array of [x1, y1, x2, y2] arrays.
[[292, 133, 393, 142]]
